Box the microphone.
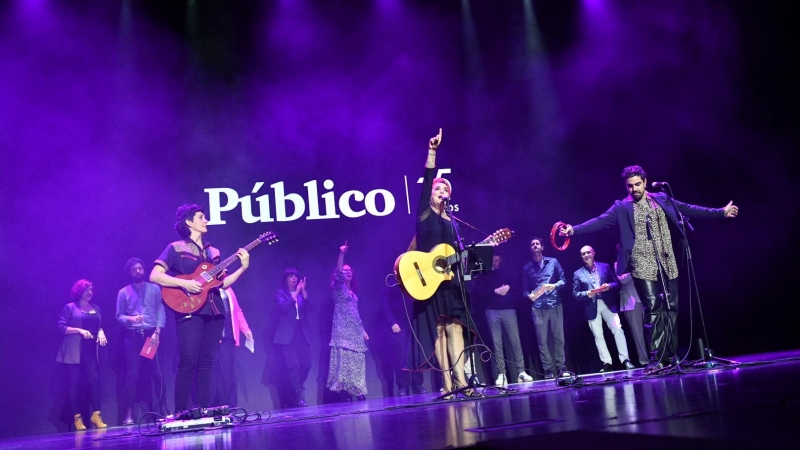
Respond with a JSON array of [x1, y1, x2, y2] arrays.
[[645, 214, 654, 240], [441, 195, 450, 204], [651, 181, 669, 190]]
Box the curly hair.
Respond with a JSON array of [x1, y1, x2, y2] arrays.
[[174, 204, 205, 238], [125, 257, 144, 275], [70, 279, 93, 303], [621, 165, 647, 181]]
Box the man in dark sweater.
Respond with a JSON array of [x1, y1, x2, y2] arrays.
[[475, 254, 533, 386]]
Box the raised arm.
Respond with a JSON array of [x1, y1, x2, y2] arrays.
[[417, 129, 442, 222], [221, 248, 250, 289], [672, 198, 735, 220], [336, 241, 348, 272], [425, 128, 442, 169], [559, 202, 621, 237]]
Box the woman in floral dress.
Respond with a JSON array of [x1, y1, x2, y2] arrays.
[[326, 241, 369, 400]]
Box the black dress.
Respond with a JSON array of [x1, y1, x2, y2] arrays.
[[411, 167, 474, 369]]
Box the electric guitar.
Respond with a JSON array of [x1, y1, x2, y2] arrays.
[[162, 231, 278, 314], [394, 228, 513, 301]]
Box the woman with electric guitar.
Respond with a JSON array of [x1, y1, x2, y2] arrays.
[[150, 203, 251, 413]]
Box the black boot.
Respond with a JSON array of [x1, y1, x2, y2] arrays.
[[122, 408, 134, 426], [294, 389, 308, 407]]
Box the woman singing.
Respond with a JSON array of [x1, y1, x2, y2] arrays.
[[412, 129, 474, 398], [56, 279, 108, 430], [326, 241, 369, 401], [150, 204, 250, 412]]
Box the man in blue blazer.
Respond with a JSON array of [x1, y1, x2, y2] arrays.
[[559, 165, 739, 373], [573, 246, 635, 372]]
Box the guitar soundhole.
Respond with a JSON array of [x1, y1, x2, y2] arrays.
[[433, 257, 447, 273]]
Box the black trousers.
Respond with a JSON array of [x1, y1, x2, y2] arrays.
[[391, 330, 423, 390], [175, 313, 224, 411], [65, 345, 101, 414], [123, 330, 164, 409], [276, 325, 311, 393], [633, 276, 679, 364], [211, 338, 238, 407]]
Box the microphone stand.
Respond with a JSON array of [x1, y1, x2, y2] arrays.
[[432, 199, 508, 400], [661, 186, 737, 369]]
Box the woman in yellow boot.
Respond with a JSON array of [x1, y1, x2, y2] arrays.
[[56, 279, 108, 430]]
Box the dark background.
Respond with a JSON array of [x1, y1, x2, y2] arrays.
[[1, 0, 797, 438]]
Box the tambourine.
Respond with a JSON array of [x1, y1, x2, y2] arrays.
[[550, 222, 570, 251]]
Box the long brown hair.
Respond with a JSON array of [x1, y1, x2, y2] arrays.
[[330, 266, 358, 293]]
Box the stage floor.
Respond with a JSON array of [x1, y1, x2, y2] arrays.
[[3, 351, 799, 449]]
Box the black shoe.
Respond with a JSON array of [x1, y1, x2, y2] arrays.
[[397, 387, 408, 397], [294, 389, 308, 407], [623, 360, 636, 370], [356, 395, 367, 401], [556, 366, 567, 375], [643, 362, 663, 374], [599, 363, 613, 373], [544, 370, 554, 379], [411, 385, 427, 394], [122, 408, 134, 426]]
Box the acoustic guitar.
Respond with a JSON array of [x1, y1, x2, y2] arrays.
[[162, 231, 278, 314], [394, 228, 513, 301]]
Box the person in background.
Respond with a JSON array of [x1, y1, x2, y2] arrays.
[[326, 241, 369, 401], [381, 284, 426, 396], [210, 287, 253, 407], [116, 257, 166, 425], [273, 268, 312, 407], [572, 246, 634, 372], [57, 279, 108, 430], [522, 238, 567, 379], [475, 253, 532, 386]]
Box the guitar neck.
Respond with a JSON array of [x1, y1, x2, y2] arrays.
[[207, 238, 263, 278], [444, 235, 496, 267]]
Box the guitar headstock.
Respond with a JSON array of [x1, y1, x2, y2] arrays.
[[258, 231, 279, 245], [485, 228, 513, 245]]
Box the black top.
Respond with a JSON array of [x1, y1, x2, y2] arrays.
[[411, 167, 474, 369], [155, 238, 225, 316], [273, 289, 312, 345], [473, 264, 516, 310]]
